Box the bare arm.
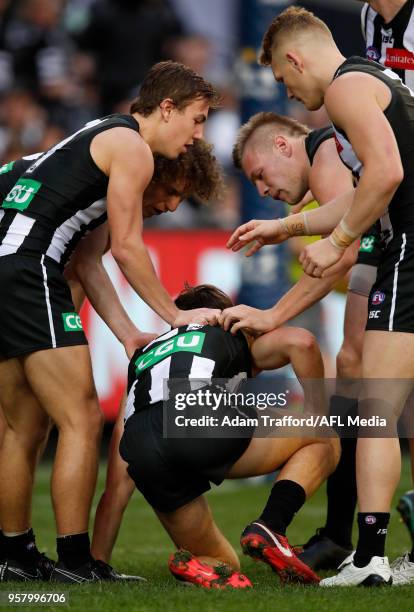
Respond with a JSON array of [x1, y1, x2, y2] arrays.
[[221, 141, 356, 333], [96, 129, 219, 327], [98, 130, 178, 324], [325, 73, 403, 237], [270, 138, 357, 323], [66, 222, 155, 357], [227, 189, 354, 256], [91, 393, 135, 563], [300, 73, 403, 277]]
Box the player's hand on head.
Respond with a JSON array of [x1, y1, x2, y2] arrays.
[[124, 330, 158, 359], [226, 219, 289, 256], [299, 237, 343, 278], [219, 305, 276, 335], [173, 308, 221, 328]]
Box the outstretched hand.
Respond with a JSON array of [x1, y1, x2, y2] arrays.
[[227, 219, 289, 257]]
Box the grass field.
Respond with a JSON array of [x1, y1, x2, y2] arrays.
[[0, 457, 413, 611]]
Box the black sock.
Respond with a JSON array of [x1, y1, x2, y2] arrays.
[[354, 512, 390, 567], [324, 396, 358, 548], [259, 480, 306, 536], [4, 528, 37, 564], [57, 532, 92, 569]]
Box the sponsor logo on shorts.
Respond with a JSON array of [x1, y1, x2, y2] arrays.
[[366, 46, 381, 62], [365, 515, 377, 525], [369, 310, 381, 319], [0, 161, 14, 174], [134, 331, 206, 375], [62, 312, 83, 332], [2, 178, 42, 211], [359, 235, 375, 253], [371, 291, 385, 305], [385, 48, 414, 70]]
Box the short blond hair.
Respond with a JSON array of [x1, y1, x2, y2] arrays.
[[260, 5, 333, 66], [233, 111, 310, 169]]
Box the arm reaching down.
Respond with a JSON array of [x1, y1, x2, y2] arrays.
[[96, 128, 219, 327], [67, 223, 157, 357]]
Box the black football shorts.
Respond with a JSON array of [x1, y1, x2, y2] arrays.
[[120, 401, 253, 513], [366, 229, 414, 333], [0, 254, 88, 359]]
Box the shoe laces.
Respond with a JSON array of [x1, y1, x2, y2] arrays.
[[391, 553, 410, 571]]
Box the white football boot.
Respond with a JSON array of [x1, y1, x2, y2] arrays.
[[391, 553, 414, 585], [319, 552, 392, 587]]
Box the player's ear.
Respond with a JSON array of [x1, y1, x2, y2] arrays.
[[274, 135, 292, 157], [159, 98, 175, 122], [286, 51, 303, 73]]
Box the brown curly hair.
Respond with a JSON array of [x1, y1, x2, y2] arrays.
[[152, 140, 225, 202], [260, 6, 332, 66]]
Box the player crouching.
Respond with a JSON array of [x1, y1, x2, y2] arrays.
[[119, 284, 340, 588]]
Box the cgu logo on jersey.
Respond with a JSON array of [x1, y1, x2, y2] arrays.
[[2, 178, 42, 211], [62, 312, 83, 332], [359, 235, 375, 253], [135, 331, 206, 375]]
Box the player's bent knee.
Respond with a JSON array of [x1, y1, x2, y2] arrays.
[[308, 435, 341, 474], [56, 400, 103, 435], [294, 329, 318, 352]]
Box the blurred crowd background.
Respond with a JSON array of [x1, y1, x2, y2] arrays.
[[0, 0, 364, 230]]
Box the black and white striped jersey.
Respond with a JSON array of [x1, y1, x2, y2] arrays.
[[361, 0, 414, 89], [331, 56, 414, 239], [0, 114, 139, 268], [125, 324, 252, 420], [304, 126, 334, 166], [0, 153, 42, 203]]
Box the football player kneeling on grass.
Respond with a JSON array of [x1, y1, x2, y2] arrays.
[[96, 284, 340, 589]]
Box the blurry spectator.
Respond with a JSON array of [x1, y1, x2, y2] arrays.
[[0, 89, 44, 159], [170, 0, 237, 86], [2, 0, 95, 132], [0, 0, 13, 93], [168, 34, 211, 79], [75, 0, 183, 113]]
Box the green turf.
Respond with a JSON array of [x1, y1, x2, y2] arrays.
[[0, 459, 413, 611]]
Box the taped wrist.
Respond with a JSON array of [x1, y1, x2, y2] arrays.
[[329, 220, 359, 251]]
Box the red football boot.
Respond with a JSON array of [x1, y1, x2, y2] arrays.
[[240, 521, 320, 585], [168, 549, 252, 589]]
